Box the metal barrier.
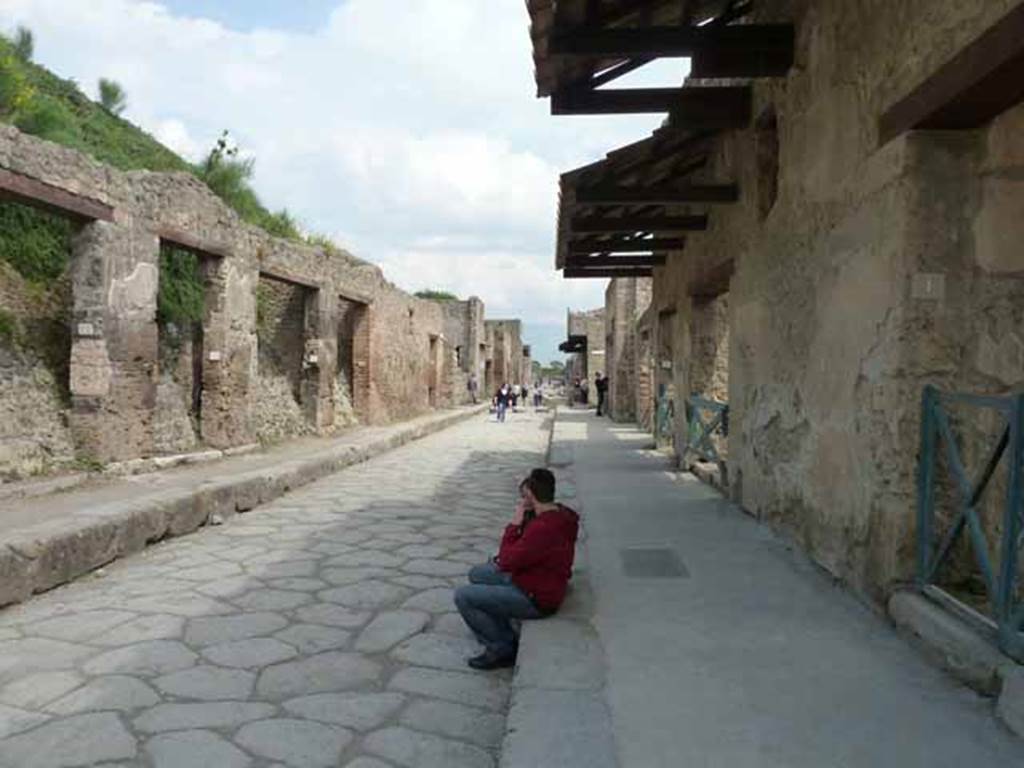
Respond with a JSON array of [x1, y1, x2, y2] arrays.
[[655, 384, 675, 446], [685, 396, 729, 464], [916, 385, 1024, 660]]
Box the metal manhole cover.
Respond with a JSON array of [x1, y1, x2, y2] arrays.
[[620, 547, 689, 578]]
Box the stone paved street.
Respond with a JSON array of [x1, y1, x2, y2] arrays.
[[0, 408, 551, 768]]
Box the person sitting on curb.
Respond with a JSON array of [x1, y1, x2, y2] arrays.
[[454, 468, 579, 670]]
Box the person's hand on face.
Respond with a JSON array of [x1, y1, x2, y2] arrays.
[[513, 489, 534, 526]]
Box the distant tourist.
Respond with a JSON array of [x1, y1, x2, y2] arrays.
[[533, 387, 543, 408], [468, 374, 479, 404], [511, 383, 521, 410], [580, 378, 589, 406], [495, 383, 511, 422], [595, 372, 608, 417], [454, 468, 579, 670]]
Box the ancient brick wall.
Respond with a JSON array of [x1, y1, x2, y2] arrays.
[[0, 125, 501, 470], [649, 0, 1024, 599]]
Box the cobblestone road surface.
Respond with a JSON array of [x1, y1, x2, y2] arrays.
[[0, 409, 551, 768]]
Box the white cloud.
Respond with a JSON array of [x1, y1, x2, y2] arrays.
[[0, 0, 660, 359]]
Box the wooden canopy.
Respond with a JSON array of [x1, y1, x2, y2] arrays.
[[527, 0, 793, 278]]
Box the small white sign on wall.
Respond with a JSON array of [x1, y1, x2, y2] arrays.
[[208, 350, 222, 362], [76, 322, 97, 337]]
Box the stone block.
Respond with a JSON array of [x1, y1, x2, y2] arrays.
[[500, 688, 617, 768], [888, 590, 1006, 695], [0, 544, 32, 607], [514, 618, 605, 691], [997, 666, 1024, 738]]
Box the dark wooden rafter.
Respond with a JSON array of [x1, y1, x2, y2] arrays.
[[552, 85, 751, 128], [569, 236, 684, 253], [879, 3, 1024, 145], [574, 183, 738, 205], [549, 24, 793, 68], [570, 213, 708, 232], [564, 266, 655, 278], [0, 166, 114, 223], [566, 254, 667, 266]]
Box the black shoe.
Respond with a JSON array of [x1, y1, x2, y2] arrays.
[[467, 650, 516, 670]]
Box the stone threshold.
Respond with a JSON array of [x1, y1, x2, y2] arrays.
[[500, 408, 619, 768], [0, 405, 488, 609], [888, 588, 1024, 737]]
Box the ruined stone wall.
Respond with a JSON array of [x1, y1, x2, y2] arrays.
[[605, 278, 652, 422], [441, 297, 486, 390], [650, 0, 1024, 599], [568, 308, 606, 385], [636, 307, 655, 432], [485, 320, 525, 390], [0, 261, 74, 478], [0, 125, 486, 468]]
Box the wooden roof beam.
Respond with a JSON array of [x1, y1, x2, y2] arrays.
[[564, 267, 655, 278], [879, 2, 1024, 145], [549, 24, 793, 78], [570, 213, 709, 232], [552, 85, 750, 127], [567, 254, 667, 266], [574, 183, 738, 204], [569, 237, 684, 253]]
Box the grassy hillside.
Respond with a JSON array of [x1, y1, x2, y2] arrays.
[[0, 29, 304, 334]]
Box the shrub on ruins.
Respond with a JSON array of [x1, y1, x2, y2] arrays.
[[415, 289, 459, 301], [98, 77, 127, 116]]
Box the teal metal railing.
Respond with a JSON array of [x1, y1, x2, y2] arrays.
[[916, 385, 1024, 660], [685, 396, 729, 464]]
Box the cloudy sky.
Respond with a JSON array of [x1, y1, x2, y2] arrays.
[[1, 0, 686, 362]]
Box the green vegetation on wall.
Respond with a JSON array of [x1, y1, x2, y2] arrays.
[[0, 202, 73, 283], [157, 245, 205, 328], [414, 289, 459, 301]]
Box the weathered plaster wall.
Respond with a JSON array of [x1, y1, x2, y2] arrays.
[[650, 0, 1024, 598], [0, 125, 493, 469], [485, 319, 525, 390]]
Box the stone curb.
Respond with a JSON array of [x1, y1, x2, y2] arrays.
[[888, 589, 1024, 737], [0, 405, 488, 608], [499, 409, 618, 768]]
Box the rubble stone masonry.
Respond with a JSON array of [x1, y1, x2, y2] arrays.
[[0, 125, 503, 470]]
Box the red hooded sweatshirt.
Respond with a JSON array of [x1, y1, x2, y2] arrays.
[[497, 504, 579, 612]]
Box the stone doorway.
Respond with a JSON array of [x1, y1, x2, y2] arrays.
[[337, 295, 370, 424], [153, 241, 214, 454], [688, 290, 730, 465], [255, 273, 315, 441], [428, 334, 440, 407]]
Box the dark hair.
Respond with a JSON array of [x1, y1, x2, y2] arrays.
[[520, 468, 556, 503]]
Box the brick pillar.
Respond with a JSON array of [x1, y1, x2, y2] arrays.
[[69, 218, 158, 462], [199, 258, 257, 448]]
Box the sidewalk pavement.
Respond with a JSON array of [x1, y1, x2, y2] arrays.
[[506, 408, 1024, 768], [0, 405, 486, 608]]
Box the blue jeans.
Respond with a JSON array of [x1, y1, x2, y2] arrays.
[[496, 402, 507, 422], [454, 562, 541, 657]]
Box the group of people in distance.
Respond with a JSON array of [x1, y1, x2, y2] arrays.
[[492, 382, 540, 422], [573, 372, 609, 416]]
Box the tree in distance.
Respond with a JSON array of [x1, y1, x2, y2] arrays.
[[13, 26, 32, 61], [98, 78, 127, 115]]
